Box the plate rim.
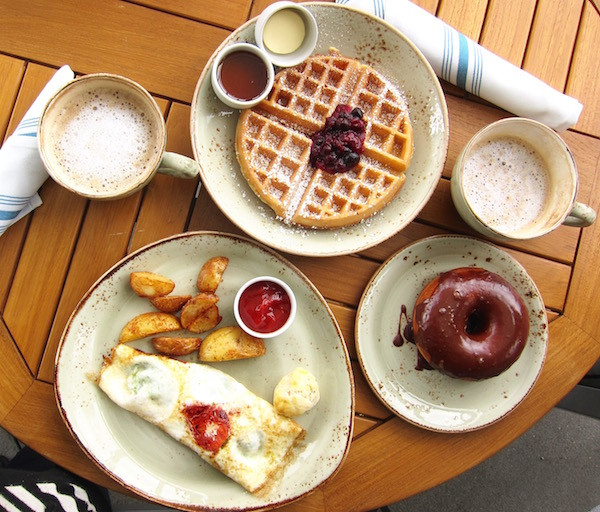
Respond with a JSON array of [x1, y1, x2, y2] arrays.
[[54, 230, 355, 511], [189, 2, 449, 257], [354, 234, 548, 433]]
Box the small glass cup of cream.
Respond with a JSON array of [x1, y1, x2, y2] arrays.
[[211, 42, 275, 109], [254, 1, 318, 67], [234, 276, 297, 339]]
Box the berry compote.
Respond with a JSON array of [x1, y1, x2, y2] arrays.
[[310, 105, 366, 174]]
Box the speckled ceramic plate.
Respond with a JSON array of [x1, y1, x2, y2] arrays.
[[356, 235, 548, 433], [55, 232, 354, 511], [190, 2, 448, 257]]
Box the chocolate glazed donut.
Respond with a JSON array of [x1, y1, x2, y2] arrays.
[[412, 267, 529, 380]]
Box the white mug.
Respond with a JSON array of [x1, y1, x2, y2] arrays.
[[451, 117, 596, 240], [39, 73, 199, 200]]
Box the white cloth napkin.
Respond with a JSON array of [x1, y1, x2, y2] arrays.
[[336, 0, 583, 131], [0, 65, 74, 237]]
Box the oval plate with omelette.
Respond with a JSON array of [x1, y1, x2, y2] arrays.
[[55, 232, 354, 511]]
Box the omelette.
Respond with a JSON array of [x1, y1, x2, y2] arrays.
[[98, 344, 305, 494]]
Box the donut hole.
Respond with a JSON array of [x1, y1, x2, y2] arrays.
[[464, 306, 490, 339]]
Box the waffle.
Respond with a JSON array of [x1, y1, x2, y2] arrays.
[[235, 49, 413, 229]]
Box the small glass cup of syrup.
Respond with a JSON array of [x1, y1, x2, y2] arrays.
[[211, 42, 275, 109], [234, 276, 297, 339]]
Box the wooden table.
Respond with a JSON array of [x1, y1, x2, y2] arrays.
[[1, 0, 599, 510]]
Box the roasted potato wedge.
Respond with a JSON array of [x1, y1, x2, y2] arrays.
[[130, 271, 175, 298], [187, 304, 222, 333], [119, 312, 181, 342], [199, 326, 266, 362], [180, 292, 219, 330], [152, 336, 202, 356], [197, 256, 229, 293], [149, 294, 192, 313]]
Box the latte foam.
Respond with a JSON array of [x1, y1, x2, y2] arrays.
[[49, 87, 162, 196], [463, 136, 551, 235]]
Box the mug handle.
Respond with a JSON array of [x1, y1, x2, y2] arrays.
[[563, 201, 597, 227], [157, 152, 200, 179]]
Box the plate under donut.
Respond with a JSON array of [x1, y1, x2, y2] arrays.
[[355, 235, 548, 433]]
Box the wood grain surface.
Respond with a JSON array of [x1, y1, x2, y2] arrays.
[[0, 0, 599, 510]]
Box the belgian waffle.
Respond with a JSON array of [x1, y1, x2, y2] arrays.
[[235, 49, 413, 229]]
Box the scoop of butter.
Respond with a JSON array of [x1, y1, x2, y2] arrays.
[[273, 367, 320, 417]]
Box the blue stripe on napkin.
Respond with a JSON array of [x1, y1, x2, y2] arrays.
[[456, 33, 469, 89], [15, 116, 40, 137], [0, 194, 31, 204], [472, 44, 483, 96], [0, 195, 32, 221], [0, 210, 20, 221], [442, 26, 453, 82], [15, 116, 40, 133], [17, 118, 39, 128]]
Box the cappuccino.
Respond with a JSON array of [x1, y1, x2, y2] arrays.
[[462, 136, 551, 235], [451, 118, 595, 240], [49, 87, 162, 197]]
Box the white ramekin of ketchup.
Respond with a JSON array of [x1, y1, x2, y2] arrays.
[[234, 276, 297, 339], [211, 42, 275, 109]]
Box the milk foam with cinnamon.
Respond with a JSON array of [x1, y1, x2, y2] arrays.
[[51, 88, 161, 196], [462, 136, 551, 235]]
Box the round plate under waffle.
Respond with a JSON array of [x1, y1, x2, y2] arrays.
[[191, 3, 449, 257]]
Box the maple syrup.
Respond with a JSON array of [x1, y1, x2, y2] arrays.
[[217, 50, 269, 102]]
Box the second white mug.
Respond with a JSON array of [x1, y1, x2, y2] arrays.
[[450, 117, 596, 241]]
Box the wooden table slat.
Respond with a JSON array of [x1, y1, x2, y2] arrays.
[[0, 55, 25, 142], [352, 416, 381, 439], [437, 0, 489, 41], [0, 318, 33, 421], [479, 0, 537, 65], [287, 255, 379, 307], [4, 180, 87, 372], [523, 0, 584, 91], [568, 1, 600, 137], [128, 0, 252, 31], [565, 153, 600, 337], [329, 302, 358, 359], [413, 0, 441, 14], [128, 102, 199, 253]]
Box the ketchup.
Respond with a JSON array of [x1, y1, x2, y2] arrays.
[[218, 51, 269, 101], [238, 280, 291, 334]]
